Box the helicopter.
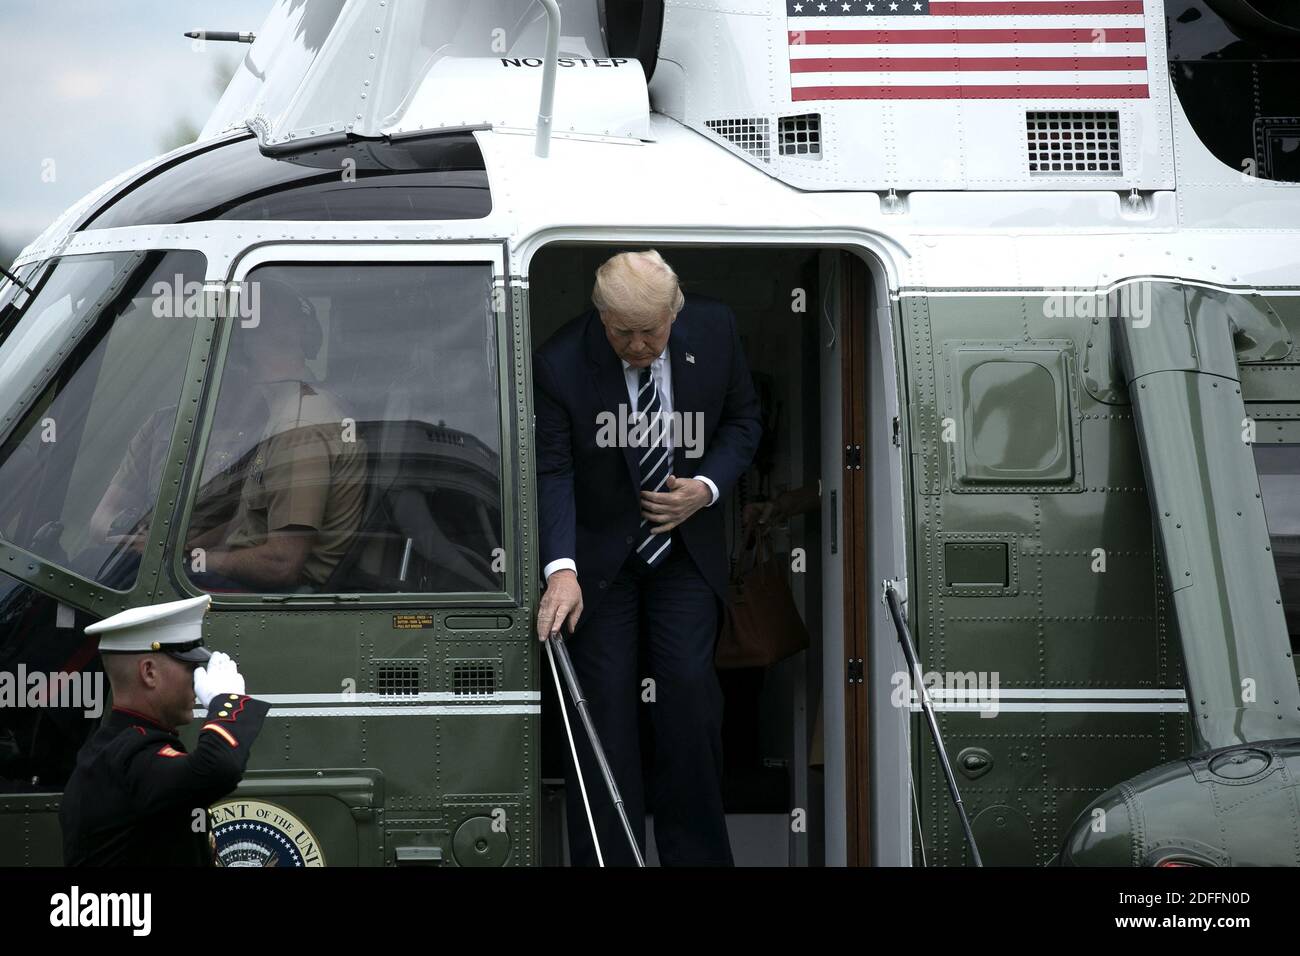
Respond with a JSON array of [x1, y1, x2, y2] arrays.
[[1, 0, 1299, 867]]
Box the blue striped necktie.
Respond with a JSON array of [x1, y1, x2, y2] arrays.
[[635, 364, 672, 568]]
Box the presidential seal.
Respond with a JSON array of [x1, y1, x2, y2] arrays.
[[210, 799, 326, 867]]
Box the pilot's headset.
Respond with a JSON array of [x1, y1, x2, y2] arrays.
[[238, 274, 323, 362]]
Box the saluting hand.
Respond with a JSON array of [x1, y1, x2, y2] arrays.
[[194, 651, 246, 708], [537, 570, 583, 642], [640, 475, 710, 534]]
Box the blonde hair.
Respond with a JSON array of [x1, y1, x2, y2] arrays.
[[591, 250, 685, 324]]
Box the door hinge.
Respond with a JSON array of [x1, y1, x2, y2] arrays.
[[891, 416, 901, 447], [847, 658, 864, 683], [844, 444, 862, 470]]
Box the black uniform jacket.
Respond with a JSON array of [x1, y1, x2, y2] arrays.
[[60, 695, 271, 866]]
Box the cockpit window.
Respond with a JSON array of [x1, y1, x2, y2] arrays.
[[0, 251, 204, 590], [181, 261, 503, 596], [1255, 443, 1300, 649], [84, 134, 491, 230]]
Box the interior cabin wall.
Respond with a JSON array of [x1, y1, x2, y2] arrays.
[[527, 244, 829, 865]]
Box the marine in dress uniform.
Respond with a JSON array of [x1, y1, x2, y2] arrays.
[[60, 595, 270, 866]]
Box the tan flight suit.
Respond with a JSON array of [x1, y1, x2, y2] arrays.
[[221, 379, 366, 588], [105, 380, 365, 589]]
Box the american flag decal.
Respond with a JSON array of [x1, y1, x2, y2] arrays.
[[787, 0, 1149, 101]]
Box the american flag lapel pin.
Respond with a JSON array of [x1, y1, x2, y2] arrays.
[[686, 352, 696, 364]]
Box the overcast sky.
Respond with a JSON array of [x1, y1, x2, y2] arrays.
[[0, 0, 274, 258]]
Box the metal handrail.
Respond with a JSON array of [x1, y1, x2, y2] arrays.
[[533, 0, 561, 157], [884, 583, 983, 867]]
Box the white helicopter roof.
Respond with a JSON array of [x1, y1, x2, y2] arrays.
[[202, 0, 1174, 193], [11, 0, 1300, 289], [201, 0, 647, 146]]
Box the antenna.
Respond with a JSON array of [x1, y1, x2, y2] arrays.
[[183, 31, 256, 44]]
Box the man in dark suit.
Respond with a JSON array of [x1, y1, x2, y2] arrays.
[[534, 250, 761, 866]]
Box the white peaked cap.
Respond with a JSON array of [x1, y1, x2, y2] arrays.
[[86, 594, 213, 662]]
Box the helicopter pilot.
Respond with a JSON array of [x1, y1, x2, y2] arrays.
[[89, 278, 366, 593], [534, 250, 762, 865]]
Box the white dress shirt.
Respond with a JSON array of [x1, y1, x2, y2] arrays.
[[544, 347, 719, 581]]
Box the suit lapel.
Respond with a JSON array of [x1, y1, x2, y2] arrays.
[[585, 312, 641, 493]]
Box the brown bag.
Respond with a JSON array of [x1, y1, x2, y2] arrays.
[[715, 529, 810, 669]]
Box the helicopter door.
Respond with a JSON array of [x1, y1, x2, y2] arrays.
[[160, 242, 536, 866]]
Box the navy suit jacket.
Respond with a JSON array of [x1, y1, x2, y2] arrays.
[[533, 293, 762, 616]]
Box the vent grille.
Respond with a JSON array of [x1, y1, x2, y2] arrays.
[[705, 117, 771, 163], [376, 662, 421, 697], [1026, 111, 1121, 175], [452, 661, 497, 696], [778, 113, 822, 158]]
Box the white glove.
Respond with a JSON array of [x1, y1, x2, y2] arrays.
[[194, 651, 246, 709]]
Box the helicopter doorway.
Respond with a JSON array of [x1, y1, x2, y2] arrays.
[[526, 242, 877, 866]]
